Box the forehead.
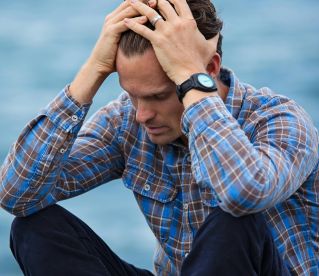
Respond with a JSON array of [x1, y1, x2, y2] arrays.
[[116, 49, 174, 97]]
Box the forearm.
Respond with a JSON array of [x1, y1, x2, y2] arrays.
[[184, 96, 319, 216]]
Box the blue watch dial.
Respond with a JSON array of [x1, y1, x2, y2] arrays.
[[197, 74, 214, 88]]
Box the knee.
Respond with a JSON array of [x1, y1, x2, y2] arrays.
[[195, 207, 268, 245], [11, 204, 65, 242]]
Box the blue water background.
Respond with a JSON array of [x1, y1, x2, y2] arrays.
[[0, 0, 318, 274]]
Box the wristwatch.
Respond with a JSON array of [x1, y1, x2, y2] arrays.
[[176, 73, 217, 102]]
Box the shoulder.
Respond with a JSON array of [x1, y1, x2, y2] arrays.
[[242, 84, 311, 124]]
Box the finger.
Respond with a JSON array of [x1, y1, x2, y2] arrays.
[[156, 0, 177, 20], [147, 0, 157, 8], [124, 17, 155, 41], [167, 0, 193, 18], [129, 0, 165, 28], [107, 0, 147, 22], [106, 15, 147, 36], [108, 6, 141, 24]]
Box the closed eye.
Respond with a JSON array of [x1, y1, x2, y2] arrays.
[[153, 93, 169, 100]]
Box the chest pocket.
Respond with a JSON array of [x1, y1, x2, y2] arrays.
[[122, 164, 177, 243]]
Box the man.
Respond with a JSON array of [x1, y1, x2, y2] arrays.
[[0, 0, 318, 275]]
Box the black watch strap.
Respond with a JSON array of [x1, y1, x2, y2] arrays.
[[176, 73, 217, 102]]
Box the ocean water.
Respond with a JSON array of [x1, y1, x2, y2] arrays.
[[0, 0, 318, 274]]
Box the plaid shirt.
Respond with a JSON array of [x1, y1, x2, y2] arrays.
[[1, 68, 319, 275]]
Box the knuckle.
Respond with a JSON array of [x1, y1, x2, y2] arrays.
[[124, 7, 134, 17], [161, 27, 172, 38], [104, 15, 110, 23], [179, 19, 196, 29], [156, 36, 165, 45], [167, 20, 191, 35], [173, 20, 184, 30], [187, 19, 197, 29], [157, 0, 166, 8]]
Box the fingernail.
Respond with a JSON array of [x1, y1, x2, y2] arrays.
[[131, 0, 136, 4]]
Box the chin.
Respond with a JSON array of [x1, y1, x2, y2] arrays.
[[147, 133, 178, 145], [149, 137, 171, 145]]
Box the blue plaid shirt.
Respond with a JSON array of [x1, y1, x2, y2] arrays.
[[1, 68, 319, 275]]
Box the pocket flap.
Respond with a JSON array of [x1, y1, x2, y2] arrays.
[[122, 164, 177, 203]]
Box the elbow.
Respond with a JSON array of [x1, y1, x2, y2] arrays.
[[0, 181, 40, 217], [0, 183, 24, 217], [0, 198, 22, 217], [0, 193, 28, 217], [217, 178, 272, 217], [0, 181, 16, 216], [218, 200, 261, 218], [218, 196, 267, 217], [1, 198, 40, 217]]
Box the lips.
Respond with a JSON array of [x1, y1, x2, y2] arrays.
[[145, 126, 168, 135]]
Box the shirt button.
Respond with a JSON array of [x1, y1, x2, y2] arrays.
[[144, 184, 151, 191], [71, 115, 78, 122], [185, 252, 189, 258], [183, 203, 188, 210], [59, 148, 66, 154]]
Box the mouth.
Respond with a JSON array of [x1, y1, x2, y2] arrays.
[[145, 126, 169, 135]]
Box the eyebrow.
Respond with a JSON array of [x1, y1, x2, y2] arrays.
[[122, 86, 172, 98]]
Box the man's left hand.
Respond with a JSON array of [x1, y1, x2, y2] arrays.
[[124, 0, 219, 85]]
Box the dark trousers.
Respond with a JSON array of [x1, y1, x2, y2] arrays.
[[10, 205, 290, 276]]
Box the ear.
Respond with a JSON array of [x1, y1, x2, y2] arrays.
[[206, 53, 221, 78]]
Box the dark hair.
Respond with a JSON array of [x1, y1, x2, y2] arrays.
[[119, 0, 223, 58]]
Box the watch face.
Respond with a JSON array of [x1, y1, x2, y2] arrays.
[[197, 74, 214, 88]]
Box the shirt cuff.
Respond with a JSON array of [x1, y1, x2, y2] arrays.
[[181, 96, 233, 137], [40, 86, 91, 133]]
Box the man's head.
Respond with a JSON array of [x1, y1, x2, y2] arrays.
[[119, 0, 223, 58], [116, 0, 223, 145]]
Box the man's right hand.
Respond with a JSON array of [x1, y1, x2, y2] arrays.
[[89, 1, 149, 76], [69, 1, 150, 105]]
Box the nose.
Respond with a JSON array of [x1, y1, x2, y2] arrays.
[[135, 100, 156, 124]]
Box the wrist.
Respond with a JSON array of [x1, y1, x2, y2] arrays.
[[173, 68, 207, 85], [176, 72, 217, 104], [85, 58, 111, 80], [69, 61, 109, 105]]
